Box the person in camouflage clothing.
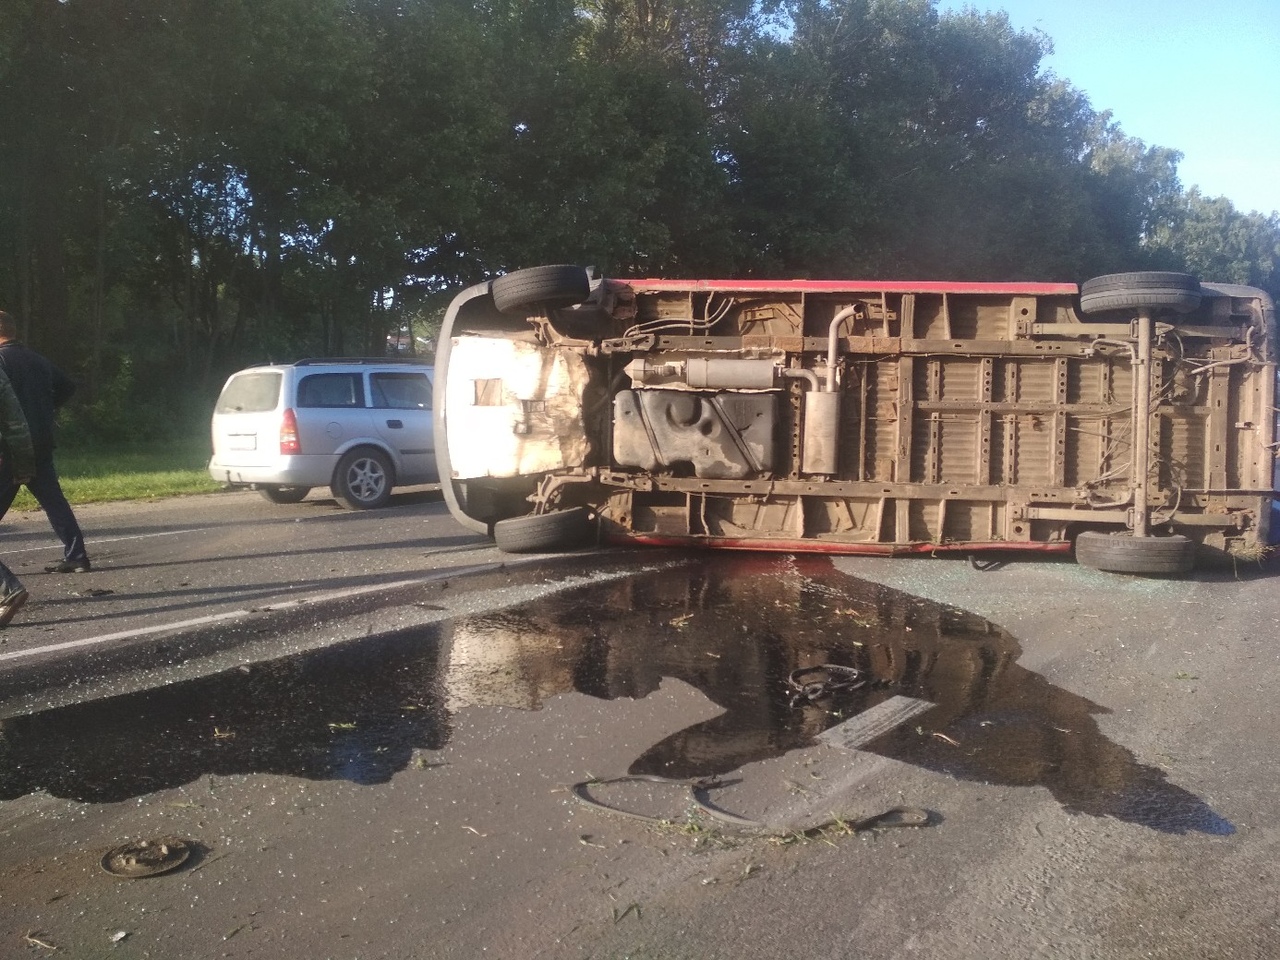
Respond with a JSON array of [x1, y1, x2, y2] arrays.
[[0, 361, 36, 627]]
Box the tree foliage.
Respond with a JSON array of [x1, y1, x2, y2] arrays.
[[1, 0, 1275, 437]]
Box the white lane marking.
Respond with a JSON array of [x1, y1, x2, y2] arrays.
[[6, 527, 213, 556], [0, 574, 435, 664]]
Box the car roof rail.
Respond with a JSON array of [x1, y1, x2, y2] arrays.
[[293, 357, 434, 367]]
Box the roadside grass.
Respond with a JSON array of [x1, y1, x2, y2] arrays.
[[11, 439, 222, 510]]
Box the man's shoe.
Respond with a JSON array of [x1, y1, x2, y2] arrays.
[[0, 588, 29, 628], [44, 559, 91, 574]]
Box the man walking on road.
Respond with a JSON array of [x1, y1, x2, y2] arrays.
[[0, 359, 37, 625], [0, 310, 91, 573]]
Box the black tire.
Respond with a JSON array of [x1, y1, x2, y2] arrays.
[[1079, 271, 1201, 317], [259, 485, 311, 505], [493, 507, 594, 553], [1074, 531, 1195, 575], [331, 448, 393, 510], [491, 265, 590, 314]]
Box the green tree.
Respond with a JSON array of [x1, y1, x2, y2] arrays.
[[4, 0, 1279, 445], [1149, 190, 1280, 299]]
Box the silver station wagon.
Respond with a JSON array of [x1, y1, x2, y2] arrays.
[[210, 358, 436, 508]]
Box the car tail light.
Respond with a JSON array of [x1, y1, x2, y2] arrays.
[[280, 408, 301, 454]]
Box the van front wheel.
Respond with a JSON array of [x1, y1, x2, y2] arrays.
[[491, 265, 590, 314], [493, 508, 594, 553]]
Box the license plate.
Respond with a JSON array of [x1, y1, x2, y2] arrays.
[[228, 434, 257, 451]]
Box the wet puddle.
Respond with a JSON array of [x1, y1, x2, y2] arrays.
[[0, 555, 1230, 834]]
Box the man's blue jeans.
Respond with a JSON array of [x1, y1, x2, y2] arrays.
[[0, 446, 88, 563]]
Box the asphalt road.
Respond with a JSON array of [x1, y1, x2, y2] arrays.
[[1, 490, 1278, 959], [0, 486, 497, 711]]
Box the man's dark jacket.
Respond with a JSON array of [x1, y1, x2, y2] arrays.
[[0, 341, 75, 452]]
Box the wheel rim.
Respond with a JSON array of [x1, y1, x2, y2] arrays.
[[345, 456, 387, 503]]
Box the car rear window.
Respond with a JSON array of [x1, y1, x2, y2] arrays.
[[370, 371, 432, 410], [297, 373, 364, 408], [215, 371, 282, 413]]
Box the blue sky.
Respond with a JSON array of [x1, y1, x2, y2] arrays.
[[936, 0, 1280, 215]]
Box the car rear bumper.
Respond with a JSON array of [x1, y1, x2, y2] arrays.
[[208, 456, 335, 488]]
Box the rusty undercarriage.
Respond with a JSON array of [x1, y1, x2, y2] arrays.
[[435, 266, 1276, 574]]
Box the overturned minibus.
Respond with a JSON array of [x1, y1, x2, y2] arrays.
[[434, 266, 1276, 574]]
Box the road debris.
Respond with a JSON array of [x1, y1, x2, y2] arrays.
[[612, 903, 641, 923], [100, 837, 195, 878], [569, 773, 931, 839], [786, 664, 866, 707], [23, 931, 57, 950], [818, 696, 936, 752]]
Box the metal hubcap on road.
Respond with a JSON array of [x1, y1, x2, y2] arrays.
[[346, 457, 387, 503], [101, 837, 194, 878]]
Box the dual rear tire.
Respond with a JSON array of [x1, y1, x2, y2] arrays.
[[1079, 271, 1201, 317], [1076, 271, 1201, 576], [1075, 531, 1195, 575]]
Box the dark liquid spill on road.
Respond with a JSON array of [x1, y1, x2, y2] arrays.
[[0, 554, 1230, 834]]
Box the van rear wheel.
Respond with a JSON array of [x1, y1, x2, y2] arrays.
[[259, 485, 310, 505], [1075, 531, 1195, 575], [1079, 272, 1201, 316]]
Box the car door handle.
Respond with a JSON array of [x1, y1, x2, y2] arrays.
[[385, 419, 404, 429]]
